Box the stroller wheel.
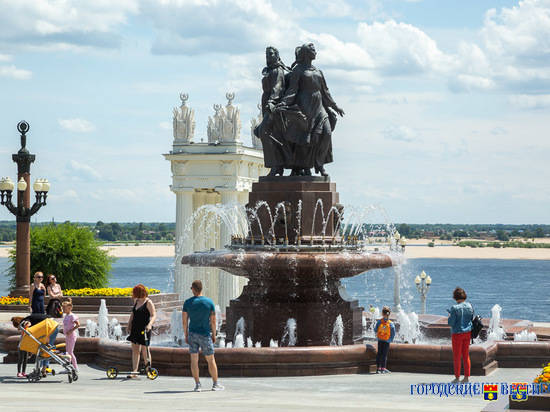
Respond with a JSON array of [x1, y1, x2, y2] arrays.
[[106, 367, 118, 379], [68, 373, 73, 384], [28, 372, 40, 383], [146, 367, 159, 380], [51, 369, 56, 376], [72, 370, 78, 382]]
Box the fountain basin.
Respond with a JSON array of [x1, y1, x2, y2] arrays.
[[182, 250, 394, 346], [3, 333, 549, 377], [182, 250, 393, 278]]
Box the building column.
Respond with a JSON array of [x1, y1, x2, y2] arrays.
[[175, 190, 194, 299]]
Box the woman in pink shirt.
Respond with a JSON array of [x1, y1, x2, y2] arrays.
[[62, 300, 80, 371]]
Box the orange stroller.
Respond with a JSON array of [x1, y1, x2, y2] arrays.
[[19, 318, 78, 383]]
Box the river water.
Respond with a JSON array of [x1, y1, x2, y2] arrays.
[[1, 257, 548, 322]]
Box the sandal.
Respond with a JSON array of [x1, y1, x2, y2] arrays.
[[126, 373, 140, 379]]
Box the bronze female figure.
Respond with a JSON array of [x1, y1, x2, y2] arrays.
[[278, 43, 345, 176]]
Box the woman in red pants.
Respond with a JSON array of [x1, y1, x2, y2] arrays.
[[447, 287, 473, 383]]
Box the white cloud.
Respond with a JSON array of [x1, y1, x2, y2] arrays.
[[0, 65, 32, 80], [58, 118, 96, 133], [68, 160, 102, 181], [290, 0, 354, 18], [48, 189, 79, 202], [0, 0, 139, 50], [509, 94, 550, 109], [0, 54, 12, 62], [382, 124, 417, 142], [357, 20, 455, 75], [159, 121, 171, 130], [453, 0, 550, 93], [143, 0, 293, 55], [481, 1, 550, 65], [306, 32, 374, 70]]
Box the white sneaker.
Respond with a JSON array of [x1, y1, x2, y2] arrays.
[[212, 382, 225, 391], [194, 382, 202, 392], [461, 377, 469, 383], [450, 378, 460, 384]]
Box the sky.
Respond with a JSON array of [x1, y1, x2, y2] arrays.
[[0, 0, 549, 224]]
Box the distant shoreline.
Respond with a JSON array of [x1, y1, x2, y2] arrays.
[[1, 243, 549, 260]]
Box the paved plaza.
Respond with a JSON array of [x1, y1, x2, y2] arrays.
[[0, 360, 539, 411]]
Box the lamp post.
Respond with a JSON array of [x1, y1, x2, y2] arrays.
[[0, 121, 50, 297], [399, 236, 406, 252], [414, 270, 432, 315]]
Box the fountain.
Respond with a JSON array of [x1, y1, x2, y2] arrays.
[[182, 177, 396, 346], [330, 315, 344, 346], [170, 309, 184, 345], [395, 310, 421, 343], [487, 304, 506, 341], [514, 329, 537, 342], [97, 299, 109, 338], [281, 318, 297, 347], [234, 317, 246, 348], [85, 319, 98, 338], [84, 299, 123, 340]]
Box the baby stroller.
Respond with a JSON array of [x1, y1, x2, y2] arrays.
[[19, 318, 78, 383]]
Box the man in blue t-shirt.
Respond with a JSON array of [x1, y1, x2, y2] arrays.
[[182, 279, 224, 392]]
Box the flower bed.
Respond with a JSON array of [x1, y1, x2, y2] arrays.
[[534, 362, 550, 388], [63, 287, 160, 297], [0, 296, 29, 305]]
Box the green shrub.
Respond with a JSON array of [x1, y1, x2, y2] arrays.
[[7, 223, 114, 289]]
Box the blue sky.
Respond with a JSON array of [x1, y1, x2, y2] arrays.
[[0, 0, 549, 224]]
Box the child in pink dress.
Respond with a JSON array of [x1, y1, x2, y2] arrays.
[[62, 300, 80, 371]]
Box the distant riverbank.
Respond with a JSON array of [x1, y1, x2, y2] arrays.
[[1, 243, 550, 260]]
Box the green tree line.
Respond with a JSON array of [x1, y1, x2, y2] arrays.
[[0, 221, 175, 243]]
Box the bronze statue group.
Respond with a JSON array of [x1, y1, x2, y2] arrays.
[[254, 43, 345, 177]]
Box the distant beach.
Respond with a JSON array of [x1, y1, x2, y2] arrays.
[[1, 242, 549, 260]]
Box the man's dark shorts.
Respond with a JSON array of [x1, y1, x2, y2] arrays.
[[188, 332, 214, 356]]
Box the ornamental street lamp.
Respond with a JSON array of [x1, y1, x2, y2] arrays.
[[388, 230, 400, 251], [414, 270, 432, 315], [0, 121, 50, 297], [399, 236, 406, 251]]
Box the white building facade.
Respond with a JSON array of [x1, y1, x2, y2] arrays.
[[165, 93, 266, 311]]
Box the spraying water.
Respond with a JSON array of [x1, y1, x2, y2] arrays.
[[269, 339, 278, 347], [234, 333, 245, 348], [97, 299, 109, 339], [85, 319, 98, 338], [170, 310, 184, 345], [109, 318, 123, 341], [281, 318, 297, 346], [83, 299, 122, 340], [330, 315, 344, 346], [396, 310, 421, 343], [513, 329, 537, 342], [234, 317, 246, 344], [487, 304, 506, 341], [368, 307, 381, 338], [215, 305, 222, 335]]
